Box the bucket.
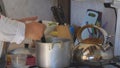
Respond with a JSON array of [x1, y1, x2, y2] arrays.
[[35, 38, 72, 68]]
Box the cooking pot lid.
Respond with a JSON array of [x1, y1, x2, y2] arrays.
[[8, 48, 31, 55]]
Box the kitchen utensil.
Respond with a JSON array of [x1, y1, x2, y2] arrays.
[[76, 25, 108, 46], [35, 37, 73, 68], [73, 24, 113, 66], [81, 9, 100, 40], [51, 6, 60, 23], [50, 9, 72, 39], [56, 25, 72, 40], [57, 6, 66, 24], [51, 6, 64, 25], [82, 9, 99, 26], [51, 6, 72, 40]]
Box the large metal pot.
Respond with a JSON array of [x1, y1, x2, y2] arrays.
[[35, 37, 72, 68]]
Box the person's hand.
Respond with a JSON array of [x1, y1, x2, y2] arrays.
[[16, 16, 38, 23], [25, 21, 46, 40], [16, 16, 46, 40]]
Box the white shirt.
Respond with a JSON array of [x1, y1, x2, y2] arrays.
[[0, 14, 25, 57], [0, 15, 25, 44]]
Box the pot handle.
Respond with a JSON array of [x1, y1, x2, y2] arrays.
[[76, 24, 108, 50]]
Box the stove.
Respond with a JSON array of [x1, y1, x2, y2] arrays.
[[69, 56, 120, 68]]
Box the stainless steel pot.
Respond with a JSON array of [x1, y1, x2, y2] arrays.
[[35, 37, 72, 68]]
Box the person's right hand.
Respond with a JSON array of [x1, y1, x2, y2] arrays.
[[25, 21, 46, 40]]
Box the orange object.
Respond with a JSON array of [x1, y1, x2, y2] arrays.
[[56, 25, 72, 40], [7, 55, 11, 65]]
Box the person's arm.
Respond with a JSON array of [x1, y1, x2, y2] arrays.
[[0, 15, 45, 44], [0, 15, 25, 44]]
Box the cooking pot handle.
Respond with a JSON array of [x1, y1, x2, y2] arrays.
[[48, 42, 63, 50], [76, 24, 108, 50]]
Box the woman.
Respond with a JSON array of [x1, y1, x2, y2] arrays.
[[0, 14, 46, 67]]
